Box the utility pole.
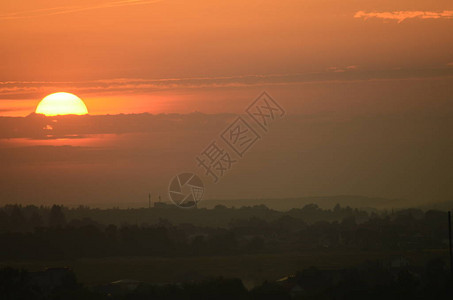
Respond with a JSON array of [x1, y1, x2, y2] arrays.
[[148, 193, 151, 209], [448, 211, 453, 276]]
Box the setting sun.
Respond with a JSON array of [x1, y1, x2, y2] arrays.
[[35, 92, 88, 116]]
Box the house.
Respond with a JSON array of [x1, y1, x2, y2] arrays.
[[110, 279, 143, 292], [276, 275, 305, 298]]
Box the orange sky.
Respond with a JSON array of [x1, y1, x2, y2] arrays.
[[0, 0, 452, 207], [0, 0, 452, 116]]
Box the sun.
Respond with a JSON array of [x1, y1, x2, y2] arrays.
[[36, 92, 88, 116]]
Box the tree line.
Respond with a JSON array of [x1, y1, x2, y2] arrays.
[[0, 204, 450, 260]]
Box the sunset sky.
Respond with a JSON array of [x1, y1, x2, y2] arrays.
[[1, 0, 452, 207]]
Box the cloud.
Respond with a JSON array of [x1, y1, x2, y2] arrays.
[[0, 112, 237, 140], [1, 113, 451, 206], [0, 0, 164, 20], [327, 65, 358, 73], [0, 107, 22, 113], [354, 10, 453, 23], [2, 68, 453, 100]]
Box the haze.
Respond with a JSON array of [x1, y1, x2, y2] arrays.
[[1, 0, 452, 208]]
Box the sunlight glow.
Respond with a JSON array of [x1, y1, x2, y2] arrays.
[[35, 92, 88, 116]]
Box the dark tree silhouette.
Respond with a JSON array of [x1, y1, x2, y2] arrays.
[[48, 205, 66, 227]]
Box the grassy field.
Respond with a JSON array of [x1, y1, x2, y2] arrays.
[[1, 250, 449, 289]]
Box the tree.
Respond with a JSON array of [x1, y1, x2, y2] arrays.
[[29, 212, 43, 229], [10, 205, 28, 232], [48, 205, 66, 227]]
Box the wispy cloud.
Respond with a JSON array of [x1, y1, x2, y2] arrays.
[[354, 10, 453, 23], [327, 65, 358, 73], [1, 68, 453, 100], [0, 0, 164, 20]]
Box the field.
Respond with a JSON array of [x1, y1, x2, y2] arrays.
[[1, 250, 449, 289]]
